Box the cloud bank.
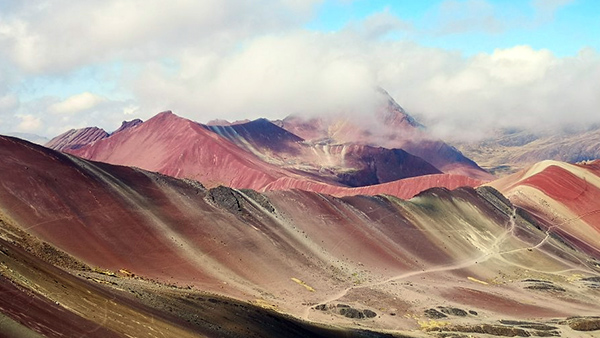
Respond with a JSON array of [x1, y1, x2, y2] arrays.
[[0, 0, 598, 141]]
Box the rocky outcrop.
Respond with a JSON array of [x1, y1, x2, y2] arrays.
[[566, 316, 600, 331], [112, 119, 143, 134], [45, 127, 108, 151], [313, 303, 377, 319]]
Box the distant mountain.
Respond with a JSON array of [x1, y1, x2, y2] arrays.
[[274, 91, 493, 181], [45, 126, 109, 151], [454, 126, 600, 176], [45, 118, 143, 152], [64, 111, 460, 192], [68, 111, 294, 189], [206, 118, 442, 187], [4, 131, 49, 145]]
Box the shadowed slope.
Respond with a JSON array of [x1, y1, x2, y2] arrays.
[[0, 227, 398, 338], [272, 89, 492, 181], [206, 118, 305, 155], [277, 116, 492, 181], [2, 135, 600, 336], [207, 118, 442, 186]]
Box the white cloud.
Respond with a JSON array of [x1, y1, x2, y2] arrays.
[[0, 1, 598, 143], [379, 45, 600, 140], [0, 0, 322, 73], [354, 7, 412, 39], [0, 94, 19, 112], [132, 31, 381, 121], [129, 27, 600, 141], [16, 114, 42, 132], [50, 92, 105, 114]]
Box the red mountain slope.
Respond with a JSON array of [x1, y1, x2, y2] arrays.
[[264, 173, 484, 199], [69, 111, 294, 189], [61, 111, 482, 198], [489, 160, 600, 256]]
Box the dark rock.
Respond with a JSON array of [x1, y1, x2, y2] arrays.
[[427, 324, 530, 337], [499, 320, 558, 331], [336, 303, 350, 308], [435, 334, 469, 338], [339, 307, 364, 319], [240, 189, 275, 213], [424, 309, 448, 319], [112, 119, 143, 134], [207, 186, 243, 214], [438, 307, 468, 317], [524, 284, 565, 292], [468, 310, 478, 316], [314, 304, 327, 311], [363, 309, 377, 318], [581, 276, 600, 283], [531, 330, 560, 337], [522, 279, 553, 284], [568, 317, 600, 331]]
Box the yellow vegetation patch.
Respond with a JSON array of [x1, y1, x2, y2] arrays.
[[253, 299, 278, 310], [468, 276, 488, 285], [567, 274, 584, 282], [419, 319, 450, 330], [91, 278, 113, 285], [291, 277, 315, 292], [119, 269, 134, 277], [93, 267, 117, 277]]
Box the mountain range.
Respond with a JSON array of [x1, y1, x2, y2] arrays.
[[454, 125, 600, 176], [1, 94, 600, 337]]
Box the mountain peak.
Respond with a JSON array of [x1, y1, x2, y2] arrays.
[[112, 118, 143, 135], [45, 126, 108, 152], [376, 87, 423, 129]]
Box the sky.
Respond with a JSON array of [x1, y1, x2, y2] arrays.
[[0, 0, 599, 140]]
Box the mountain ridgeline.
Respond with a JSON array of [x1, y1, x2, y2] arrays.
[[1, 92, 599, 337]]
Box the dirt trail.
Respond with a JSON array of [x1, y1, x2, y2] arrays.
[[302, 206, 595, 320]]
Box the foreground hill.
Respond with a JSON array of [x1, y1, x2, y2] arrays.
[[489, 159, 600, 256], [2, 135, 600, 337]]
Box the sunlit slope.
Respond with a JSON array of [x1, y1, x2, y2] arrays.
[[69, 111, 293, 189], [1, 136, 600, 335], [490, 160, 600, 258]]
